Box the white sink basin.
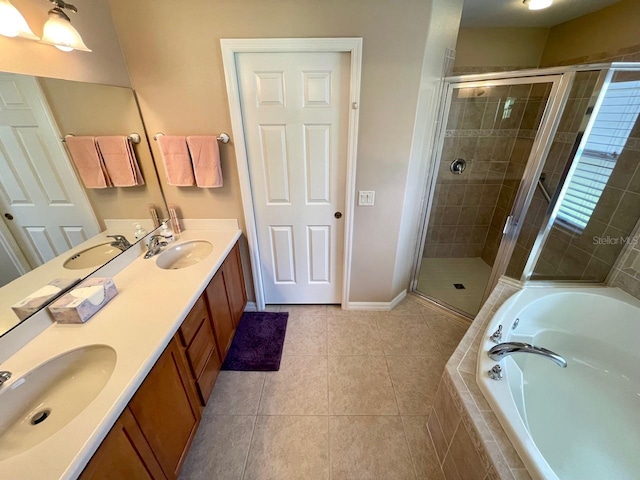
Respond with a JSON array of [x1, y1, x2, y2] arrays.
[[63, 243, 121, 270], [156, 240, 213, 270], [0, 345, 117, 460]]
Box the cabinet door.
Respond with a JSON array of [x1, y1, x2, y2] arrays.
[[205, 270, 235, 361], [129, 338, 201, 480], [80, 407, 165, 480], [222, 243, 247, 327]]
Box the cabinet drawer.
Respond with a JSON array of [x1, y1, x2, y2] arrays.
[[196, 347, 222, 405], [179, 296, 207, 347], [186, 318, 215, 378]]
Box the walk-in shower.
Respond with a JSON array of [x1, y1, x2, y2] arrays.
[[412, 63, 640, 317]]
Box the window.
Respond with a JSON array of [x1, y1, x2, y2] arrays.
[[556, 80, 640, 232]]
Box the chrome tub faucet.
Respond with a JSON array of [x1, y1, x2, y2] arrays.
[[488, 342, 567, 368]]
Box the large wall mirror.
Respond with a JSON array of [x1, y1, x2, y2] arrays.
[[0, 72, 167, 336]]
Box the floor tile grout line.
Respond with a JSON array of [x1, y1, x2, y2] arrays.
[[382, 351, 402, 417], [239, 414, 258, 480], [400, 416, 420, 480], [326, 312, 331, 479], [240, 373, 268, 479]]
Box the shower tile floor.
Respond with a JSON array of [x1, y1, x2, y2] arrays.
[[178, 297, 469, 480], [416, 257, 492, 317]]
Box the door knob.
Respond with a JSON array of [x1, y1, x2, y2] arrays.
[[334, 212, 342, 219], [4, 213, 13, 220]]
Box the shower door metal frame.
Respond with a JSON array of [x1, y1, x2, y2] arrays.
[[411, 69, 575, 317], [520, 63, 640, 283]]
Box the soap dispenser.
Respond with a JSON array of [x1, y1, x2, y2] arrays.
[[160, 222, 175, 243], [133, 222, 148, 242]]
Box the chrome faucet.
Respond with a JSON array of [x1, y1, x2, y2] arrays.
[[144, 235, 167, 259], [107, 235, 131, 251], [0, 371, 11, 386], [488, 342, 567, 368]]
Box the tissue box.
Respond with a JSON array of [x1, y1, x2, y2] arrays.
[[48, 277, 118, 324], [11, 278, 80, 321]]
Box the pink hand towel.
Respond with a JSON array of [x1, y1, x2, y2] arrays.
[[186, 136, 223, 188], [64, 136, 111, 188], [157, 136, 195, 186], [96, 136, 145, 187]]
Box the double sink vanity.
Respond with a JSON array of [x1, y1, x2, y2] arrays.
[[0, 226, 247, 479]]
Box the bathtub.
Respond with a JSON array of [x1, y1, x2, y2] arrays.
[[477, 287, 640, 480]]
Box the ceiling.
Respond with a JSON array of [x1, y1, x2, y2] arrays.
[[461, 0, 623, 27]]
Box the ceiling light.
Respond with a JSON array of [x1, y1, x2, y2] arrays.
[[39, 0, 91, 52], [0, 0, 39, 40], [523, 0, 553, 10]]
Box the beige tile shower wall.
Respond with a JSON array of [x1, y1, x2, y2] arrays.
[[507, 71, 601, 279], [534, 97, 640, 281], [39, 79, 167, 229], [609, 220, 640, 300], [425, 85, 534, 265], [0, 0, 129, 87]]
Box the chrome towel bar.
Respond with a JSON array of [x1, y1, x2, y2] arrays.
[[153, 132, 230, 144]]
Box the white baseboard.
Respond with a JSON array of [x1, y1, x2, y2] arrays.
[[345, 289, 407, 311], [244, 290, 408, 313]]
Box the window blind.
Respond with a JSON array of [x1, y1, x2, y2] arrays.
[[556, 80, 640, 231]]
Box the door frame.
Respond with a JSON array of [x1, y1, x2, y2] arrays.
[[220, 38, 363, 310]]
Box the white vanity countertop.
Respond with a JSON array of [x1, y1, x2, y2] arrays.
[[0, 228, 148, 334], [0, 227, 242, 480]]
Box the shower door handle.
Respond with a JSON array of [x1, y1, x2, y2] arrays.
[[502, 216, 517, 235]]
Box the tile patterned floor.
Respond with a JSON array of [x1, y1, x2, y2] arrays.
[[179, 296, 469, 480]]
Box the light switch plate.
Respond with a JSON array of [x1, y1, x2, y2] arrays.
[[358, 190, 375, 206]]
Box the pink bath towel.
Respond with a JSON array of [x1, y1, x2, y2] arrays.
[[96, 136, 144, 187], [64, 136, 111, 188], [157, 136, 195, 186], [186, 136, 223, 188]]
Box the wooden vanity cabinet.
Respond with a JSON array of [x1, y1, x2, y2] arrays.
[[128, 339, 201, 479], [205, 242, 247, 361], [81, 240, 247, 479], [223, 243, 247, 328], [81, 338, 199, 480], [79, 408, 165, 480], [177, 295, 222, 405]]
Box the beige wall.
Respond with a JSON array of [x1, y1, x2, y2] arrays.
[[109, 0, 454, 302], [454, 28, 549, 71], [0, 0, 129, 87], [39, 79, 166, 228], [540, 0, 640, 66]]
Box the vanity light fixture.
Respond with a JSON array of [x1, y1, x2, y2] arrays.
[[39, 0, 91, 52], [0, 0, 39, 39], [523, 0, 553, 10]]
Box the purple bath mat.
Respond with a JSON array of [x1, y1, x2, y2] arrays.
[[221, 312, 288, 371]]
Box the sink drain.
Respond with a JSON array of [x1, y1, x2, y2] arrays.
[[30, 409, 51, 425]]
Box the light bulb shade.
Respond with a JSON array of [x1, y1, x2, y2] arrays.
[[526, 0, 553, 10], [39, 11, 91, 52], [0, 0, 39, 40]]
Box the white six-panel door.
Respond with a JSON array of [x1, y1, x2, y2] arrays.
[[0, 73, 99, 268], [237, 52, 349, 303]]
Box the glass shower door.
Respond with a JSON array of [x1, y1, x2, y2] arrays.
[[415, 76, 558, 317]]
